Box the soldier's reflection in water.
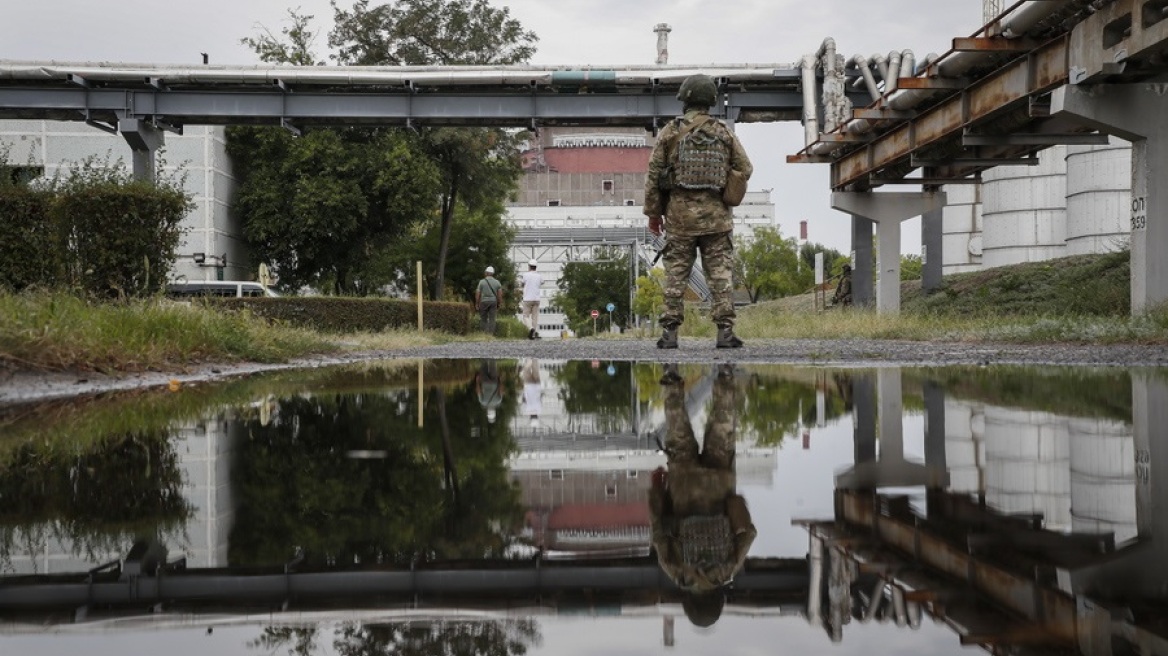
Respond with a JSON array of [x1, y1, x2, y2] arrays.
[[650, 364, 757, 628]]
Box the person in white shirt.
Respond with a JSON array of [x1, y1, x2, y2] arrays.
[[520, 259, 543, 340]]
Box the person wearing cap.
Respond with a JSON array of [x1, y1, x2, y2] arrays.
[[475, 266, 504, 335], [520, 259, 543, 340]]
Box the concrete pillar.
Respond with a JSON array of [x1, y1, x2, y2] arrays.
[[835, 369, 949, 490], [851, 215, 875, 308], [923, 380, 946, 474], [853, 374, 877, 465], [1052, 83, 1168, 313], [833, 191, 947, 313], [921, 206, 944, 292], [117, 117, 164, 182]]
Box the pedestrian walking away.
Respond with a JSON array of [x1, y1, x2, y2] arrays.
[[521, 259, 542, 339], [475, 266, 504, 335], [643, 73, 753, 349]]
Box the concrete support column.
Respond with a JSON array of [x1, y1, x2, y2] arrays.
[[833, 191, 947, 313], [117, 117, 164, 182], [853, 374, 877, 464], [923, 380, 946, 474], [1052, 83, 1168, 313], [851, 215, 875, 308], [921, 206, 943, 293]]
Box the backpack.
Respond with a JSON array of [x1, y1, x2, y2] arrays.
[[672, 116, 731, 192]]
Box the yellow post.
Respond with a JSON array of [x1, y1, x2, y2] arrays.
[[416, 260, 423, 332]]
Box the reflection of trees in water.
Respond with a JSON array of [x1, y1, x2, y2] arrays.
[[0, 430, 190, 572], [549, 360, 634, 435], [737, 370, 848, 447], [229, 383, 523, 567], [249, 620, 542, 656]]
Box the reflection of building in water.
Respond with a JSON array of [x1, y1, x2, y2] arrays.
[[945, 400, 1137, 543], [2, 418, 238, 574]]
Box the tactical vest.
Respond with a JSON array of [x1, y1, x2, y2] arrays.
[[672, 117, 730, 191]]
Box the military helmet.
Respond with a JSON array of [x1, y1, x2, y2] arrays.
[[676, 74, 717, 106]]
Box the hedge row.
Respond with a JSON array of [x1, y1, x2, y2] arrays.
[[0, 180, 189, 298], [218, 296, 472, 334]]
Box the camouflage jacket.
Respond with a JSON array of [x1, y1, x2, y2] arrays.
[[643, 109, 753, 237]]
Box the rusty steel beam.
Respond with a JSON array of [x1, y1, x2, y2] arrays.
[[853, 107, 916, 120], [953, 37, 1042, 52], [896, 77, 968, 90], [831, 34, 1070, 191], [835, 490, 1079, 645]]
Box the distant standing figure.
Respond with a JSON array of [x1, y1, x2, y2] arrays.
[[832, 264, 853, 307], [476, 266, 504, 335], [644, 73, 753, 350], [521, 259, 543, 340]]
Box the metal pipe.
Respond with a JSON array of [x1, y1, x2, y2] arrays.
[[996, 0, 1078, 38], [801, 53, 819, 146], [884, 51, 902, 93], [898, 50, 915, 81], [873, 53, 889, 83], [854, 55, 881, 102], [0, 61, 793, 87]]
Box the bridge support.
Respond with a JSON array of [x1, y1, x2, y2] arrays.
[[832, 191, 947, 313], [1052, 83, 1168, 313], [850, 215, 874, 307], [836, 370, 948, 490], [117, 117, 164, 182], [921, 205, 944, 293]]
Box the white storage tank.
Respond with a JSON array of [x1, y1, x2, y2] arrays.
[[982, 406, 1071, 530], [940, 183, 983, 275], [1069, 417, 1137, 544], [1065, 137, 1132, 256], [944, 400, 984, 494], [981, 146, 1068, 268]]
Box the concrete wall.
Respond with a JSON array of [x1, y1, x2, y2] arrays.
[[0, 120, 244, 282]]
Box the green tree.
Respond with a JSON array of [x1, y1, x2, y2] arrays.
[[327, 0, 536, 300], [389, 204, 516, 307], [901, 253, 923, 281], [228, 126, 441, 293], [240, 8, 323, 65], [734, 227, 806, 302], [632, 268, 665, 325], [554, 250, 630, 335]]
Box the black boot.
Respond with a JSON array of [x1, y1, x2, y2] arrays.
[[715, 326, 744, 349], [528, 328, 536, 340], [656, 326, 679, 349], [659, 363, 683, 385]]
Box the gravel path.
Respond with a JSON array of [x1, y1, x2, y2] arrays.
[[4, 337, 1168, 405]]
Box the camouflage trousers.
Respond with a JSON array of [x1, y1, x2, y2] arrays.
[[660, 230, 736, 329]]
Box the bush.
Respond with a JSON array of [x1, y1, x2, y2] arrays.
[[0, 185, 61, 290], [217, 296, 472, 334]]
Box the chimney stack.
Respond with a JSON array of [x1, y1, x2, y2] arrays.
[[654, 23, 672, 65]]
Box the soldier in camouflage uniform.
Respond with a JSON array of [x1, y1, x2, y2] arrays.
[[650, 364, 757, 627], [644, 74, 754, 349]]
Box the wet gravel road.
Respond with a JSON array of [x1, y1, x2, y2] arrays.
[[4, 337, 1168, 405]]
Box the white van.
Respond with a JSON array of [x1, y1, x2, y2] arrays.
[[165, 280, 279, 298]]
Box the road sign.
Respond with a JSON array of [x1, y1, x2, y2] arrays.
[[606, 302, 615, 312], [590, 309, 599, 318]]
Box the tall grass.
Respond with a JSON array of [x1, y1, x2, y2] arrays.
[[0, 291, 335, 373], [733, 303, 1168, 344]]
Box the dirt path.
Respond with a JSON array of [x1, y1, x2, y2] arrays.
[[4, 337, 1167, 405]]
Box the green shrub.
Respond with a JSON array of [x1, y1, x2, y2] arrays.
[[0, 185, 60, 290], [495, 316, 529, 339], [218, 296, 472, 334]]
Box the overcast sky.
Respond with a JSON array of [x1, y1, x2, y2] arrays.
[[2, 1, 984, 254]]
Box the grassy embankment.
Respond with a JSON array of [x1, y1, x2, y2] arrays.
[[2, 252, 1165, 374], [697, 251, 1168, 344], [0, 293, 434, 374]]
